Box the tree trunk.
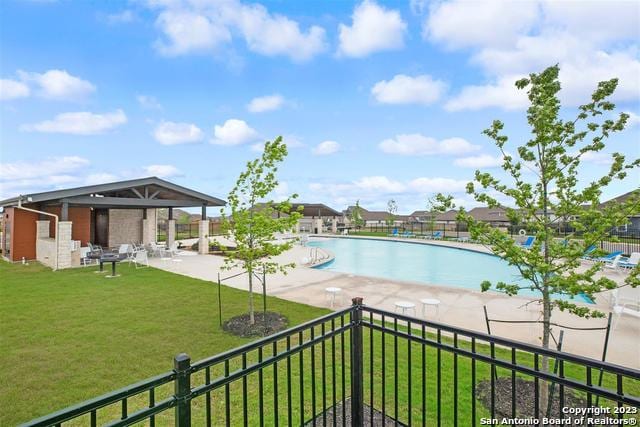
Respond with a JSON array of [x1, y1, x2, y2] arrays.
[[248, 266, 255, 325], [540, 288, 552, 419]]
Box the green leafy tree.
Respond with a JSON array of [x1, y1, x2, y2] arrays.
[[350, 200, 365, 230], [220, 137, 303, 325], [437, 65, 639, 409], [426, 195, 450, 234], [385, 199, 398, 226]]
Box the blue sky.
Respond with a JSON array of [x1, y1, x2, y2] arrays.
[[1, 0, 639, 214]]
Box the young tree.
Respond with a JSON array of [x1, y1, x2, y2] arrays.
[[438, 65, 639, 397], [350, 200, 365, 230], [220, 137, 303, 325], [386, 199, 398, 227]]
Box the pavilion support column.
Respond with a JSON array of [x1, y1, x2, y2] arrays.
[[314, 218, 323, 235], [167, 219, 176, 249], [198, 220, 209, 255], [331, 217, 338, 234], [141, 208, 153, 245], [57, 221, 73, 269]]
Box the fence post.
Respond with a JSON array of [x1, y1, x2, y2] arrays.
[[350, 297, 364, 425], [174, 353, 191, 427]]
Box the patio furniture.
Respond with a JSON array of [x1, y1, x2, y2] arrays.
[[604, 255, 623, 272], [420, 298, 441, 318], [147, 242, 166, 257], [388, 228, 399, 237], [88, 243, 103, 256], [456, 236, 470, 243], [394, 301, 416, 316], [519, 236, 535, 249], [580, 245, 597, 260], [116, 244, 133, 262], [133, 249, 149, 268], [79, 247, 94, 266], [432, 231, 443, 240], [620, 252, 640, 270], [593, 251, 623, 263], [99, 253, 121, 278], [325, 287, 342, 308], [611, 285, 640, 330], [402, 231, 414, 238]]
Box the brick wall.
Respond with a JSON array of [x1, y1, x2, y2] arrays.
[[108, 209, 143, 247]]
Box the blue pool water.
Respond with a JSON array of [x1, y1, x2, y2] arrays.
[[308, 238, 592, 303]]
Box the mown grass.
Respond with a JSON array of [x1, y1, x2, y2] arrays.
[[0, 261, 328, 425], [1, 261, 637, 426]]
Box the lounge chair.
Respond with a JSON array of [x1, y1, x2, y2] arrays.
[[593, 251, 623, 263], [431, 231, 442, 240], [402, 230, 414, 238], [580, 245, 597, 260], [604, 255, 623, 271], [519, 236, 535, 249], [610, 285, 640, 330], [388, 228, 399, 237], [618, 252, 640, 270]]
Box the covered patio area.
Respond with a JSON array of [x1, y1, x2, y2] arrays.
[[0, 177, 225, 269]]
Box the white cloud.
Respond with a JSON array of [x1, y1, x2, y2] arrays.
[[425, 0, 539, 49], [371, 74, 447, 105], [337, 0, 406, 58], [0, 156, 89, 181], [627, 112, 640, 128], [247, 94, 284, 113], [211, 119, 260, 146], [17, 69, 95, 101], [312, 140, 340, 156], [378, 134, 479, 156], [454, 154, 504, 168], [22, 110, 127, 135], [137, 94, 162, 110], [151, 0, 327, 62], [232, 2, 327, 62], [445, 75, 528, 111], [153, 121, 203, 145], [578, 151, 614, 166], [428, 1, 640, 110], [154, 10, 231, 56], [143, 164, 182, 178], [0, 79, 30, 100]]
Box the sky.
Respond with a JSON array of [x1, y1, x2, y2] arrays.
[[1, 0, 639, 215]]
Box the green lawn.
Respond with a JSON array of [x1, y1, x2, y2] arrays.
[[0, 261, 329, 425], [1, 261, 637, 426]]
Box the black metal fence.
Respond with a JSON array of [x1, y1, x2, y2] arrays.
[[24, 300, 640, 426], [157, 221, 222, 242], [358, 223, 468, 239]]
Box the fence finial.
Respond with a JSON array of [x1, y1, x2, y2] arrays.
[[351, 297, 363, 306]]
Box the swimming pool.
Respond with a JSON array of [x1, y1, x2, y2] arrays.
[[308, 237, 593, 303]]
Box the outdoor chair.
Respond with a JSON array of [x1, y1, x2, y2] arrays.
[[79, 247, 94, 266], [611, 285, 640, 330], [402, 230, 414, 238], [133, 249, 149, 268], [147, 242, 165, 257], [88, 243, 103, 256], [388, 228, 399, 237], [116, 244, 133, 262], [580, 244, 597, 260], [604, 254, 623, 272], [620, 252, 640, 269], [519, 236, 535, 249], [593, 251, 623, 263]]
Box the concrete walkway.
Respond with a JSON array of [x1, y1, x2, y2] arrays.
[[151, 236, 640, 368]]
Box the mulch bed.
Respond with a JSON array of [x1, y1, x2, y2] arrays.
[[476, 377, 611, 423], [304, 399, 406, 426], [223, 312, 288, 337]]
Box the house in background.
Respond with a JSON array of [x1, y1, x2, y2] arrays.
[[0, 177, 225, 269], [601, 190, 640, 232], [343, 205, 409, 227]]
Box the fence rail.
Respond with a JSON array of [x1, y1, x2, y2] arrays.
[[157, 221, 222, 242], [23, 301, 640, 426], [352, 223, 640, 255]]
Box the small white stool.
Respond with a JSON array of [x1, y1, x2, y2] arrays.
[[420, 298, 441, 318], [394, 301, 416, 316], [325, 287, 342, 308]]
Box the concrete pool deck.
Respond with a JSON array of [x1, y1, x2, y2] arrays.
[[151, 235, 640, 368]]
